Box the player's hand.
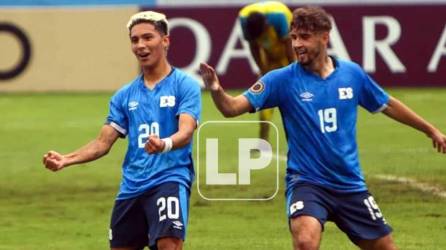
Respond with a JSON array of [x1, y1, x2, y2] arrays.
[[43, 150, 67, 172], [199, 63, 220, 91], [145, 135, 165, 154], [429, 129, 446, 154]]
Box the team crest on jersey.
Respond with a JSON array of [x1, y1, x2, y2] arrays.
[[128, 101, 139, 111], [160, 96, 176, 107], [299, 91, 314, 102], [338, 87, 353, 100], [249, 81, 265, 94]]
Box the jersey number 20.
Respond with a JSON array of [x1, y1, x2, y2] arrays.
[[138, 122, 160, 148]]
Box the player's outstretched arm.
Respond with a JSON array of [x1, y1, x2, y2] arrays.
[[42, 124, 120, 171], [199, 63, 252, 117], [382, 96, 446, 153], [145, 114, 196, 154]]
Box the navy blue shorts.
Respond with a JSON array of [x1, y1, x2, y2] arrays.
[[286, 182, 392, 241], [109, 182, 190, 250]]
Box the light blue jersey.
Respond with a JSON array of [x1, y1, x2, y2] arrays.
[[244, 58, 389, 193], [106, 68, 201, 200]]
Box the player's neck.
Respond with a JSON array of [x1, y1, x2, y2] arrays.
[[307, 53, 334, 79], [142, 58, 172, 90]]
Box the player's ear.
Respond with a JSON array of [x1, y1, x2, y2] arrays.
[[321, 31, 330, 45], [162, 35, 170, 51]]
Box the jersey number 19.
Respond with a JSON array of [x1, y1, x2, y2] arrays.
[[318, 108, 337, 133]]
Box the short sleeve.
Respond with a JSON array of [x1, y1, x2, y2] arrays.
[[358, 71, 390, 113], [106, 90, 128, 137], [176, 77, 201, 124], [243, 70, 282, 112]]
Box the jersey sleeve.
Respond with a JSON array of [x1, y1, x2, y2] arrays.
[[243, 70, 281, 112], [106, 89, 128, 137], [176, 77, 202, 124], [358, 71, 390, 113]]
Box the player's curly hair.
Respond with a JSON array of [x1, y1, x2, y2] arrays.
[[291, 6, 332, 32]]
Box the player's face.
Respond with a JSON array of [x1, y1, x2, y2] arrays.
[[130, 23, 169, 68], [290, 28, 328, 66]]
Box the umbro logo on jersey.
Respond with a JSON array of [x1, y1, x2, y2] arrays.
[[160, 96, 175, 107], [339, 87, 353, 100], [128, 101, 139, 111], [300, 91, 314, 102], [172, 220, 183, 230]]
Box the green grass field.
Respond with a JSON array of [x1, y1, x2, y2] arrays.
[[0, 89, 445, 249]]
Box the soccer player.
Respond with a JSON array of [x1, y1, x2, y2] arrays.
[[200, 6, 446, 250], [239, 1, 295, 142], [42, 11, 201, 250]]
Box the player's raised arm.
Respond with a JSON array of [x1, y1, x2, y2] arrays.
[[382, 96, 446, 153], [42, 124, 120, 171], [199, 63, 253, 117]]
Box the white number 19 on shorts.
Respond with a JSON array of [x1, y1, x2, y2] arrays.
[[363, 196, 385, 222]]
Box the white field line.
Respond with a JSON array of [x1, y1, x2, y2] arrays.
[[374, 175, 446, 199], [272, 154, 446, 199]]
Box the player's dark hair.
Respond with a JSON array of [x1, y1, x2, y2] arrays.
[[291, 6, 332, 32], [246, 12, 266, 41], [128, 19, 168, 36]]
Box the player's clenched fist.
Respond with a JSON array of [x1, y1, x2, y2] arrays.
[[43, 150, 66, 172], [144, 135, 165, 154], [199, 63, 220, 91]]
